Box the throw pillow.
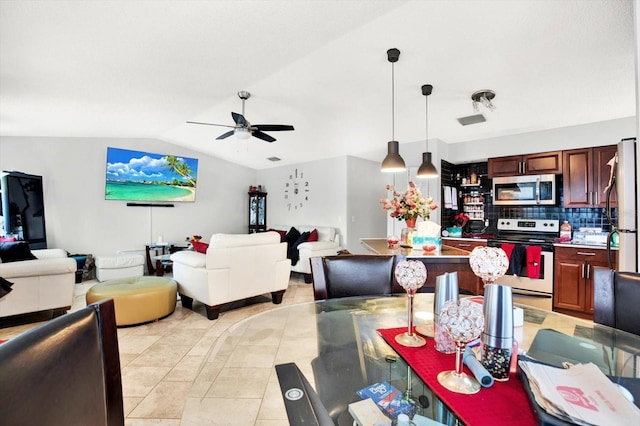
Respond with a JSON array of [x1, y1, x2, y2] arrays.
[[268, 228, 287, 241], [307, 228, 319, 242], [283, 227, 301, 247], [191, 241, 209, 254], [0, 241, 37, 263], [0, 236, 17, 242], [0, 276, 14, 298]]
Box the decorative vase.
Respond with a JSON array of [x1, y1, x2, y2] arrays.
[[405, 218, 417, 228]]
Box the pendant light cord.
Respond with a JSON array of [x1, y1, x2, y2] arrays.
[[391, 62, 395, 141], [425, 92, 428, 151]]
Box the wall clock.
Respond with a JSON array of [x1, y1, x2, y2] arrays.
[[284, 168, 310, 211]]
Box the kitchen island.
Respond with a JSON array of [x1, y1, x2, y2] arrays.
[[361, 238, 483, 295]]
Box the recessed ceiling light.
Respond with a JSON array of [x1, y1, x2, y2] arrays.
[[267, 157, 281, 162]]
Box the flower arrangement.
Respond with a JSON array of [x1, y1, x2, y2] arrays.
[[380, 182, 438, 221], [453, 213, 469, 228]]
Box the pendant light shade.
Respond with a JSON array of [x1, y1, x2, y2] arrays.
[[381, 48, 406, 173], [417, 84, 438, 179], [417, 152, 438, 177], [381, 140, 406, 172]]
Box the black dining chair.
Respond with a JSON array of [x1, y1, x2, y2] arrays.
[[310, 254, 398, 300], [275, 362, 334, 426], [0, 299, 124, 425], [593, 268, 640, 336]]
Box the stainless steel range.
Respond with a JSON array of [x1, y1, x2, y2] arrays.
[[487, 218, 559, 309]]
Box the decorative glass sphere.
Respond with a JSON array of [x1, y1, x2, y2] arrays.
[[439, 299, 484, 342], [469, 246, 509, 284], [394, 260, 427, 292]]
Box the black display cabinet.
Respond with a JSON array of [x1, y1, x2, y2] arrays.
[[248, 191, 267, 233]]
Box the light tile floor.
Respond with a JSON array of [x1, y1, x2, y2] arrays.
[[0, 273, 315, 425]]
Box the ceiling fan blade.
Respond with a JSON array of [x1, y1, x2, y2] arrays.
[[186, 121, 236, 129], [253, 124, 295, 132], [252, 130, 276, 143], [231, 112, 248, 127], [216, 130, 235, 140]]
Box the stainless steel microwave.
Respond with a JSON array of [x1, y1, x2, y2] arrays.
[[492, 174, 556, 205]]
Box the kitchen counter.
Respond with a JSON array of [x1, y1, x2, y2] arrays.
[[360, 238, 483, 294], [361, 238, 472, 257], [554, 242, 619, 250]]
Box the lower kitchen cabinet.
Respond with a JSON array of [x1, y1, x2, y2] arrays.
[[442, 238, 487, 295], [553, 246, 617, 319], [443, 238, 487, 252]]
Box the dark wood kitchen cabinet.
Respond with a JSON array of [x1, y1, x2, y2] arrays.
[[553, 246, 617, 319], [442, 238, 487, 252], [488, 151, 562, 178], [562, 145, 617, 208]]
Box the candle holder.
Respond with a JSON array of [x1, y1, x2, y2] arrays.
[[469, 246, 509, 286], [436, 299, 484, 394], [394, 260, 427, 347]]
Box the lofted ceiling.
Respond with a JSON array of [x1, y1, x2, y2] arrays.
[[0, 0, 636, 170]]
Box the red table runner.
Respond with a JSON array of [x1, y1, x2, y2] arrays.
[[377, 327, 536, 426]]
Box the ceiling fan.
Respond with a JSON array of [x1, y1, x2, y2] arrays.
[[187, 91, 294, 143]]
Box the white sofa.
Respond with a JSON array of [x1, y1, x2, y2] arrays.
[[170, 232, 291, 320], [271, 225, 341, 282], [0, 248, 77, 319]]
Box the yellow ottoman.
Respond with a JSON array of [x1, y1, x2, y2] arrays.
[[86, 276, 177, 326]]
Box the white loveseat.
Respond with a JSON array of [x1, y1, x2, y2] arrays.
[[0, 248, 77, 319], [271, 225, 341, 282], [170, 232, 291, 320]]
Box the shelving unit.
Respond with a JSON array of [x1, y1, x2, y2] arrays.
[[460, 184, 484, 220]]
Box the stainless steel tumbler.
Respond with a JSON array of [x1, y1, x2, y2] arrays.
[[434, 272, 459, 353], [481, 284, 514, 381]]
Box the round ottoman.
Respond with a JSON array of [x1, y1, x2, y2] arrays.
[[86, 276, 177, 326]]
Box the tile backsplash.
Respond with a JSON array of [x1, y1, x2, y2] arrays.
[[485, 175, 617, 234], [441, 162, 617, 235]]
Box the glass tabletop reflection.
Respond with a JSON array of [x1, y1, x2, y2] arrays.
[[194, 294, 640, 425]]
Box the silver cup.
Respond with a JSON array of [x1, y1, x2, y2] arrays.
[[434, 272, 459, 353], [481, 284, 514, 381]]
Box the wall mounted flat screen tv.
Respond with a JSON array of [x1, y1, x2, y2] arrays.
[[105, 147, 198, 202]]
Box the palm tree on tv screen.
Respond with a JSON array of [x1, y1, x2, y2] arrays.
[[163, 155, 196, 187]]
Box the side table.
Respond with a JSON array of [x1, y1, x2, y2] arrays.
[[146, 244, 189, 276], [152, 254, 172, 277]]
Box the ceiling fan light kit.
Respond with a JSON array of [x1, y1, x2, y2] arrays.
[[186, 91, 294, 143], [381, 48, 407, 173], [417, 84, 438, 179]]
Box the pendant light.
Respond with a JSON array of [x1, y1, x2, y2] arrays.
[[416, 84, 438, 178], [381, 48, 406, 172]]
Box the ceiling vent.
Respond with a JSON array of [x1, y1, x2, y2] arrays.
[[457, 114, 486, 126], [267, 157, 281, 162]]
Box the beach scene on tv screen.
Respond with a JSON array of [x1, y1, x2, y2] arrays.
[[105, 147, 198, 202]]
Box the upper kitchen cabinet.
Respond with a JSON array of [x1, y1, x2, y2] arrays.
[[488, 151, 563, 178], [562, 145, 617, 208]]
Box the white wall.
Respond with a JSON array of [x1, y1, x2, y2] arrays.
[[346, 156, 389, 253], [1, 116, 637, 263], [256, 156, 348, 242], [445, 117, 636, 163], [0, 136, 256, 256]]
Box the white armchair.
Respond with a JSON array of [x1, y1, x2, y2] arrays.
[[170, 232, 291, 320], [271, 225, 341, 282]]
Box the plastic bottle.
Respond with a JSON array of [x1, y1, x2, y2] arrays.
[[560, 221, 572, 241]]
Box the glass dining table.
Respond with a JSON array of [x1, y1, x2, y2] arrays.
[[192, 294, 640, 425]]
